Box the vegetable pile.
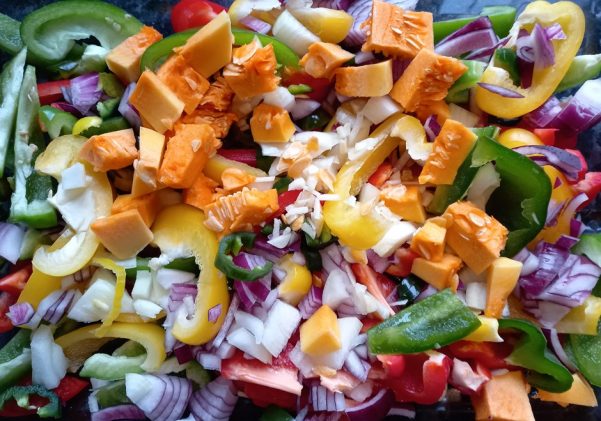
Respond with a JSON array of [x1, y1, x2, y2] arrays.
[[0, 0, 600, 420]]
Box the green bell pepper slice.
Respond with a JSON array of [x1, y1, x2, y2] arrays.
[[9, 66, 57, 229], [79, 116, 130, 138], [80, 353, 146, 380], [0, 329, 31, 391], [367, 289, 481, 354], [568, 326, 601, 387], [39, 106, 78, 139], [185, 361, 210, 388], [446, 60, 486, 103], [556, 54, 601, 94], [498, 318, 573, 393], [0, 13, 24, 55], [20, 0, 143, 64], [95, 380, 129, 409], [96, 98, 120, 119], [0, 385, 61, 418], [124, 256, 199, 278], [215, 232, 273, 281], [433, 6, 517, 43], [140, 28, 300, 72]]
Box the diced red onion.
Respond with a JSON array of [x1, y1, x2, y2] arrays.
[[513, 248, 540, 277], [564, 192, 589, 216], [252, 236, 289, 261], [544, 23, 566, 40], [208, 303, 222, 323], [189, 377, 238, 421], [437, 16, 493, 44], [392, 58, 411, 82], [37, 289, 78, 325], [449, 358, 489, 395], [464, 36, 509, 61], [520, 242, 569, 298], [477, 83, 524, 98], [168, 283, 198, 312], [299, 286, 323, 319], [523, 96, 563, 127], [310, 382, 346, 412], [415, 285, 437, 302], [545, 199, 565, 227], [366, 250, 390, 273], [345, 388, 395, 421], [518, 56, 534, 89], [210, 295, 239, 349], [0, 222, 25, 264], [118, 83, 140, 130], [532, 301, 572, 328], [435, 28, 498, 58], [532, 23, 556, 68], [174, 343, 194, 364], [513, 145, 582, 182], [570, 218, 584, 237], [239, 15, 271, 34], [354, 51, 375, 65], [555, 235, 580, 250], [291, 99, 321, 120], [91, 404, 146, 421], [65, 73, 102, 115], [423, 115, 441, 142], [553, 78, 601, 134], [545, 328, 577, 372], [51, 101, 83, 117], [7, 302, 35, 326], [125, 373, 192, 421], [312, 0, 351, 9], [196, 352, 222, 371], [554, 177, 563, 189]]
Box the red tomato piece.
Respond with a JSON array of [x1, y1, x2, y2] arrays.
[[574, 172, 601, 206], [386, 248, 419, 278], [564, 148, 588, 182], [377, 355, 406, 378], [282, 72, 332, 102], [532, 128, 558, 146], [37, 80, 70, 106], [351, 263, 395, 318], [54, 376, 90, 403], [238, 381, 298, 410], [171, 0, 226, 32], [0, 292, 17, 333]]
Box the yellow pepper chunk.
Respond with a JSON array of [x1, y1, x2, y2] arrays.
[[278, 255, 312, 306], [56, 322, 166, 371], [300, 305, 341, 356], [17, 269, 62, 309], [152, 204, 229, 345], [464, 316, 503, 342], [555, 296, 601, 335]]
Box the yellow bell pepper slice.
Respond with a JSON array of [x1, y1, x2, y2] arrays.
[[56, 322, 166, 372], [323, 113, 404, 250], [92, 258, 127, 337], [475, 1, 585, 119], [555, 296, 601, 335], [17, 268, 62, 309], [152, 204, 230, 345]]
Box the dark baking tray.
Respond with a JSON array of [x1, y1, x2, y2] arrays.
[[0, 0, 599, 419]]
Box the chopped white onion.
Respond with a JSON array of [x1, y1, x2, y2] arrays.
[[272, 10, 319, 56], [465, 282, 487, 311], [362, 96, 403, 125], [466, 162, 501, 210], [261, 300, 301, 357], [227, 327, 272, 364]]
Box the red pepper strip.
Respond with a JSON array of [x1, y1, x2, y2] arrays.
[[445, 340, 512, 370], [377, 355, 406, 378], [282, 72, 332, 102], [368, 160, 393, 188], [53, 376, 90, 403], [236, 381, 298, 411], [217, 149, 258, 167], [0, 292, 18, 333], [352, 263, 395, 317], [554, 129, 578, 149], [383, 352, 451, 405], [386, 248, 419, 278], [37, 80, 70, 106], [0, 263, 33, 296], [532, 128, 557, 146], [270, 190, 302, 220], [574, 172, 601, 207], [565, 148, 588, 182]]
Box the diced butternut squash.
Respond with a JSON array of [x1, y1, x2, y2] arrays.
[[183, 173, 220, 210], [204, 154, 266, 184], [223, 41, 280, 99], [535, 373, 598, 408], [221, 168, 256, 192], [91, 209, 154, 259], [300, 305, 341, 356], [419, 119, 477, 185], [411, 254, 462, 290], [79, 128, 138, 172], [334, 60, 393, 97], [300, 42, 354, 79], [130, 71, 185, 134], [390, 49, 466, 112], [380, 185, 426, 224], [444, 201, 508, 275], [278, 255, 312, 306], [204, 188, 279, 234], [410, 220, 446, 261], [415, 100, 450, 124], [555, 296, 601, 335], [111, 192, 160, 227], [180, 107, 237, 139], [107, 26, 163, 84], [485, 257, 522, 318], [158, 124, 219, 189], [200, 76, 234, 112], [132, 127, 166, 197], [157, 54, 210, 114], [471, 371, 535, 421], [362, 0, 433, 59], [176, 11, 233, 78], [250, 103, 295, 143], [156, 188, 183, 209]]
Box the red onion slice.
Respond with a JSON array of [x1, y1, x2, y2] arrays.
[[346, 388, 395, 421], [118, 82, 141, 130], [7, 302, 35, 326], [239, 15, 271, 34], [208, 303, 222, 323], [435, 28, 498, 58], [477, 83, 524, 98], [291, 99, 321, 120], [189, 377, 238, 421], [91, 405, 146, 421], [65, 72, 102, 115], [423, 115, 441, 142], [298, 285, 323, 319]]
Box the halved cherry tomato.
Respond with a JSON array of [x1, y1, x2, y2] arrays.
[[171, 0, 226, 32], [0, 263, 33, 296], [282, 73, 332, 102], [270, 190, 302, 220], [37, 80, 70, 106], [217, 149, 257, 167], [368, 160, 393, 188], [445, 340, 512, 370], [386, 248, 419, 278]]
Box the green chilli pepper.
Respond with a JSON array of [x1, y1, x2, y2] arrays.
[[287, 84, 313, 95], [367, 289, 481, 354], [0, 385, 61, 418], [498, 318, 573, 393], [395, 275, 425, 303], [215, 232, 273, 281], [433, 6, 517, 43]]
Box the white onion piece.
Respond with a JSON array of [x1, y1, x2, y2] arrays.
[[272, 10, 319, 56]]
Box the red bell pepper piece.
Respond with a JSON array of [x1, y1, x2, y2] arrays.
[[574, 172, 601, 207], [236, 381, 298, 411], [270, 190, 302, 220], [0, 292, 18, 333], [445, 340, 512, 370], [368, 160, 393, 188], [37, 80, 70, 106], [282, 72, 332, 102], [0, 262, 33, 296], [532, 128, 557, 146], [352, 263, 395, 318], [386, 248, 419, 278], [53, 376, 90, 403], [377, 355, 406, 378], [383, 352, 451, 405], [217, 149, 258, 167]]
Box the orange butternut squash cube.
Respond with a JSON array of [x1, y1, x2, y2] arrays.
[[485, 257, 522, 318], [79, 128, 138, 172], [112, 192, 160, 227], [221, 168, 256, 192], [410, 220, 446, 261], [362, 0, 433, 59], [183, 173, 220, 210], [130, 71, 185, 134], [204, 188, 279, 234], [471, 371, 535, 421], [158, 124, 219, 189], [300, 42, 354, 79], [91, 209, 154, 259], [200, 77, 234, 112], [180, 107, 237, 139], [380, 185, 426, 223], [419, 119, 477, 185], [223, 41, 280, 99], [390, 48, 466, 112], [443, 201, 508, 275], [411, 253, 462, 290], [132, 127, 166, 197], [157, 54, 210, 114], [250, 103, 295, 144], [334, 60, 393, 97], [300, 305, 342, 356], [176, 11, 233, 78], [107, 26, 163, 84], [415, 100, 450, 124]]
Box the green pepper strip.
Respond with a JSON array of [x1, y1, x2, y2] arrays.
[[0, 329, 31, 390], [446, 60, 486, 103], [395, 275, 424, 303], [0, 385, 61, 418], [433, 6, 517, 43], [9, 66, 57, 229], [0, 13, 24, 55], [125, 256, 199, 278], [80, 116, 130, 138], [493, 48, 521, 86], [39, 106, 77, 139], [140, 28, 300, 73], [556, 54, 601, 94], [304, 225, 335, 250], [80, 352, 145, 380], [215, 232, 273, 281], [95, 380, 129, 409], [498, 318, 573, 393], [367, 289, 481, 355]]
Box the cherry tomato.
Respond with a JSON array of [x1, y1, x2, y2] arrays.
[[37, 80, 70, 106], [171, 0, 226, 32], [574, 172, 601, 207]]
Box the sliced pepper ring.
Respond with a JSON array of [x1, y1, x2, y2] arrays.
[[215, 232, 273, 282]]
